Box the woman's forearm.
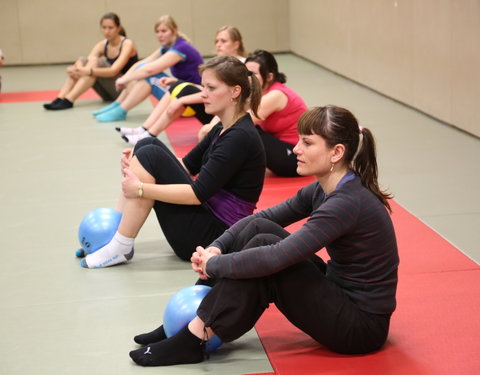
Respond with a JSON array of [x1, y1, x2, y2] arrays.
[[143, 183, 201, 205]]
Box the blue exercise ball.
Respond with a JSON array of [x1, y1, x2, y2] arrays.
[[163, 285, 223, 353], [78, 208, 122, 255]]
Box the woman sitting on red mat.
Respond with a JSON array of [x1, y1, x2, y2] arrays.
[[129, 105, 399, 366]]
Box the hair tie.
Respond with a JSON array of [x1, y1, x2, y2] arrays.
[[247, 70, 253, 76]]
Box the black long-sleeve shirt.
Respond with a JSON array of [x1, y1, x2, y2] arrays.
[[207, 177, 399, 315], [183, 114, 266, 204]]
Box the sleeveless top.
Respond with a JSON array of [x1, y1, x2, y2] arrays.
[[103, 38, 138, 75], [260, 82, 307, 145]]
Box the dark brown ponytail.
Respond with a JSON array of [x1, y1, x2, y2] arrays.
[[200, 55, 262, 119], [100, 13, 126, 36]]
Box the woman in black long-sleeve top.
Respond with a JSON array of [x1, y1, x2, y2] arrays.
[[80, 56, 265, 268], [130, 105, 399, 366]]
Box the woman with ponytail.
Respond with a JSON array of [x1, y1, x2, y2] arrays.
[[80, 56, 265, 268], [199, 49, 307, 177], [93, 15, 203, 122], [128, 105, 399, 367], [117, 26, 248, 144], [43, 13, 138, 110]]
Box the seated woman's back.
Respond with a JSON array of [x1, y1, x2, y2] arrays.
[[245, 50, 308, 177]]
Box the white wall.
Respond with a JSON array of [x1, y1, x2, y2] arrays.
[[289, 0, 480, 137]]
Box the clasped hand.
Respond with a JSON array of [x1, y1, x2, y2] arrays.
[[68, 66, 89, 79], [121, 148, 133, 176], [191, 246, 221, 279], [158, 76, 178, 87], [115, 77, 127, 90], [122, 168, 140, 198]]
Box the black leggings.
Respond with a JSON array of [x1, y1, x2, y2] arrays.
[[134, 138, 228, 261], [256, 126, 299, 177], [197, 218, 391, 355]]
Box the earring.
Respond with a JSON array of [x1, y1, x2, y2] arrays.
[[330, 163, 335, 172]]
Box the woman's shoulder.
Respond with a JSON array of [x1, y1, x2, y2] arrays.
[[172, 36, 193, 49], [122, 38, 137, 51], [122, 37, 135, 45], [267, 81, 287, 92], [265, 82, 292, 101], [92, 39, 108, 54], [172, 37, 202, 58], [269, 81, 302, 99], [220, 115, 261, 144], [329, 178, 379, 212], [270, 81, 285, 88], [231, 115, 258, 135]]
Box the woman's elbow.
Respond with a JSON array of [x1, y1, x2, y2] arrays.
[[187, 192, 202, 205], [141, 65, 158, 76], [190, 197, 202, 205]]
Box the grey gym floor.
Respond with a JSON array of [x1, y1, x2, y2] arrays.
[[0, 54, 478, 375]]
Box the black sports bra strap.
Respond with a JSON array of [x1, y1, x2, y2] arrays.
[[104, 38, 127, 60]]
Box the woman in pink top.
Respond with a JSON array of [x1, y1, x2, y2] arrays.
[[246, 50, 307, 177], [199, 50, 307, 176]]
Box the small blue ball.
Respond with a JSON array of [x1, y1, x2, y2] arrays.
[[78, 208, 122, 254], [163, 285, 223, 352]]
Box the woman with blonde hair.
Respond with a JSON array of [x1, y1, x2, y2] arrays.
[[214, 25, 247, 61], [93, 15, 203, 122], [116, 26, 247, 144]]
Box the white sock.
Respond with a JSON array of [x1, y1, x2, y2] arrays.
[[119, 126, 146, 136], [83, 232, 135, 268], [126, 131, 153, 146]]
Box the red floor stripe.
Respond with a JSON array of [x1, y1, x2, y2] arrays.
[[0, 89, 99, 103]]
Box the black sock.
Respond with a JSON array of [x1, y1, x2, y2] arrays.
[[129, 325, 204, 366], [60, 98, 73, 107], [134, 325, 167, 345], [49, 98, 73, 110], [43, 97, 62, 109]]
